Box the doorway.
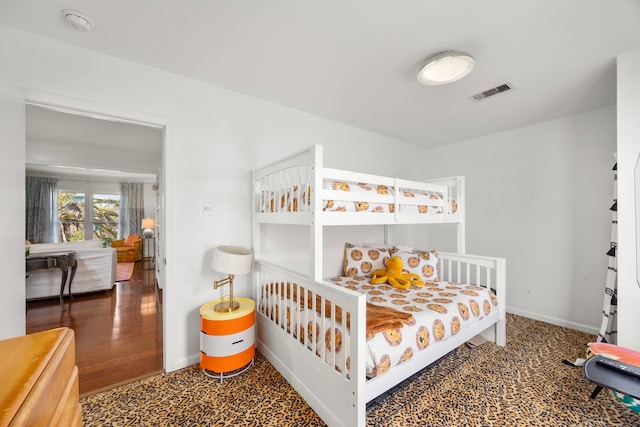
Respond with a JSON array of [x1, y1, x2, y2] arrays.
[[25, 102, 165, 395]]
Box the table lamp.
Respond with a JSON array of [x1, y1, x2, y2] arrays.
[[211, 245, 253, 313], [141, 218, 156, 238]]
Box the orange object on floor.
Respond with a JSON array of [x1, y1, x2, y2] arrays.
[[111, 234, 142, 263], [200, 298, 255, 376], [587, 342, 640, 366]]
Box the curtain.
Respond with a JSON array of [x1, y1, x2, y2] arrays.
[[25, 176, 59, 243], [118, 182, 145, 238], [597, 162, 617, 343]]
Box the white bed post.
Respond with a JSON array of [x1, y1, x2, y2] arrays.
[[495, 256, 507, 346], [251, 171, 259, 302], [457, 221, 465, 254], [457, 176, 466, 254], [311, 145, 323, 281]]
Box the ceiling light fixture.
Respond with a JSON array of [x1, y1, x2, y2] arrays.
[[417, 51, 475, 86], [61, 9, 93, 32]]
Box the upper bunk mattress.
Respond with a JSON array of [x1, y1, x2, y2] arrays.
[[261, 179, 459, 215], [323, 179, 458, 214]]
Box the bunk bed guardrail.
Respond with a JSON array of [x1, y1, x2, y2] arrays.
[[254, 259, 367, 427], [253, 145, 464, 227]]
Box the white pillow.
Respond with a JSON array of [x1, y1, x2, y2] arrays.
[[343, 243, 390, 277], [398, 250, 439, 282]]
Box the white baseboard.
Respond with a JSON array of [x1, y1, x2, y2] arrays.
[[171, 354, 200, 372], [506, 306, 599, 336]]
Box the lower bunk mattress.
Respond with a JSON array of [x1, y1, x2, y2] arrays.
[[261, 276, 499, 378]]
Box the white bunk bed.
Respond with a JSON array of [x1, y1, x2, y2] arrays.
[[252, 145, 506, 427]]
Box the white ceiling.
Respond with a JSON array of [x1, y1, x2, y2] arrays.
[[2, 1, 640, 148]]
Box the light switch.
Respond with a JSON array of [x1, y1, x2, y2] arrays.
[[203, 202, 212, 216]]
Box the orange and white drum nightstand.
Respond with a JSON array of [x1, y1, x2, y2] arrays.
[[200, 297, 255, 381]]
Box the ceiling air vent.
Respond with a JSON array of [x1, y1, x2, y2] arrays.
[[470, 83, 512, 102]]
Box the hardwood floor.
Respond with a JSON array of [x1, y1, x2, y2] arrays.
[[26, 261, 163, 397]]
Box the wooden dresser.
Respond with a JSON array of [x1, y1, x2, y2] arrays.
[[0, 327, 82, 426]]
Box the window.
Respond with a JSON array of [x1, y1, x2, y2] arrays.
[[93, 193, 120, 241], [58, 192, 85, 242], [58, 191, 120, 242]]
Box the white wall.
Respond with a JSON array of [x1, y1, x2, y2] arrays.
[[617, 48, 640, 350], [400, 106, 617, 333], [0, 69, 26, 340], [0, 25, 429, 370], [0, 23, 626, 362]]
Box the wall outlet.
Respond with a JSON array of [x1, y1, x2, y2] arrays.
[[203, 202, 212, 216]]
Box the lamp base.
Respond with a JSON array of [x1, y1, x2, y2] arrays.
[[213, 299, 240, 313]]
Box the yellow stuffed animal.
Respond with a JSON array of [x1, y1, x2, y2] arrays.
[[370, 256, 425, 289]]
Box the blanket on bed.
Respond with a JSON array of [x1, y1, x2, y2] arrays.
[[281, 284, 415, 339], [365, 302, 414, 339]]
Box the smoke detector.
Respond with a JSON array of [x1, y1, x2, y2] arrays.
[[61, 9, 93, 32]]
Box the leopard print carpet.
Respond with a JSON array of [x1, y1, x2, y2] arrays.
[[81, 314, 639, 426]]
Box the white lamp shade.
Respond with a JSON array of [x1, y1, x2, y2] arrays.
[[211, 245, 253, 275], [141, 218, 156, 229]]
